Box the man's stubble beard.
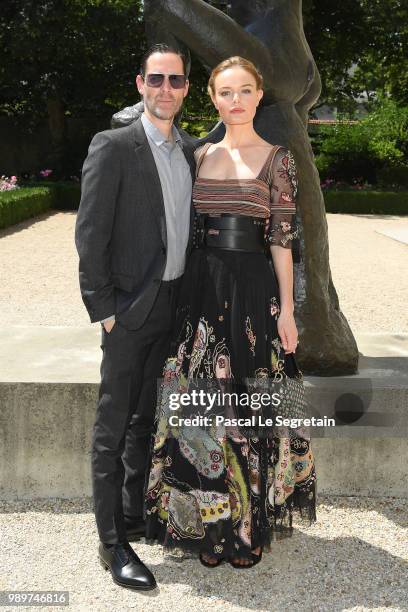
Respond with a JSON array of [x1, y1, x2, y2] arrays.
[[144, 93, 184, 121]]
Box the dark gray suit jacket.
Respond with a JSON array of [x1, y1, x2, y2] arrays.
[[75, 117, 196, 329]]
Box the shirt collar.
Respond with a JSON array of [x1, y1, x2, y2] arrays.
[[141, 113, 182, 148]]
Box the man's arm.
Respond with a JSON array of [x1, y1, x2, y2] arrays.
[[75, 131, 120, 323]]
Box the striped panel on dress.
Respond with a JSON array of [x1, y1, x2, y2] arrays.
[[193, 143, 297, 218]]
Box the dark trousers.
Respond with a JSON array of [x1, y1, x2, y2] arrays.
[[92, 279, 180, 544]]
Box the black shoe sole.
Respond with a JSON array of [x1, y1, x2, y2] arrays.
[[99, 557, 157, 591]]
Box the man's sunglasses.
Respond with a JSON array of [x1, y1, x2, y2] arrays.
[[144, 73, 187, 89]]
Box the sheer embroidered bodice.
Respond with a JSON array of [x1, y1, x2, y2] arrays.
[[193, 143, 300, 248]]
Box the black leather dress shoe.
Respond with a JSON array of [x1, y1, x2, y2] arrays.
[[125, 517, 146, 542], [99, 542, 156, 590]]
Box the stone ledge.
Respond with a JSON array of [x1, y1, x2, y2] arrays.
[[0, 328, 407, 499]]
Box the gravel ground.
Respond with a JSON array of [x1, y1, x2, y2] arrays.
[[0, 211, 407, 332], [0, 495, 407, 612]]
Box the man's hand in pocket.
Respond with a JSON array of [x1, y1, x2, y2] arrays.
[[103, 319, 116, 333]]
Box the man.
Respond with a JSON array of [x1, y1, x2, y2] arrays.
[[75, 43, 195, 590]]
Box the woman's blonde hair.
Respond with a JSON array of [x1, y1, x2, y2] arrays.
[[208, 56, 264, 96]]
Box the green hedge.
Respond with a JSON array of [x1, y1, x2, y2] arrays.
[[20, 181, 81, 210], [0, 182, 81, 229], [323, 191, 408, 214], [0, 187, 54, 229], [47, 182, 81, 210]]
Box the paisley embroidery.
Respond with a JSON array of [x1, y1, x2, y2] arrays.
[[245, 316, 256, 356], [188, 318, 212, 378], [270, 297, 280, 319], [213, 340, 233, 379]]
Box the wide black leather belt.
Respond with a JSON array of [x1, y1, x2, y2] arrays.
[[193, 215, 266, 253]]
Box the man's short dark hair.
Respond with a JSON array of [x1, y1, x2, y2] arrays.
[[140, 43, 189, 77]]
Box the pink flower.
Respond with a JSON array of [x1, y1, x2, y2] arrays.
[[0, 175, 19, 191], [40, 169, 53, 178]]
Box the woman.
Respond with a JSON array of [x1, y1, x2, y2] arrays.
[[145, 56, 317, 568]]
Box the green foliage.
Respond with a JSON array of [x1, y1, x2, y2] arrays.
[[303, 0, 367, 114], [377, 166, 408, 189], [315, 99, 408, 185], [0, 181, 83, 228], [21, 181, 82, 208], [0, 187, 54, 229], [46, 182, 81, 210], [324, 191, 408, 215], [303, 0, 408, 112], [180, 119, 216, 139], [349, 0, 408, 108], [0, 0, 145, 125]]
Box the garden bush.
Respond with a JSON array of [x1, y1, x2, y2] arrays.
[[48, 181, 81, 210], [315, 99, 408, 187], [0, 181, 82, 229], [20, 181, 81, 209], [0, 187, 54, 229], [323, 190, 408, 214]]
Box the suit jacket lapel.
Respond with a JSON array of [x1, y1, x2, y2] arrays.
[[132, 119, 167, 247]]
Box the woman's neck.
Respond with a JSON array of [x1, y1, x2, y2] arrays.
[[222, 122, 261, 149]]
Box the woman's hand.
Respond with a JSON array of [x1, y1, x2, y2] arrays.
[[277, 310, 298, 354]]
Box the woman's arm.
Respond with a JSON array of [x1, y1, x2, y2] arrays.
[[271, 247, 294, 314], [271, 246, 297, 353], [267, 148, 300, 353]]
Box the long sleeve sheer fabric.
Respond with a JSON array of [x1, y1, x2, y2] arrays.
[[265, 148, 300, 249]]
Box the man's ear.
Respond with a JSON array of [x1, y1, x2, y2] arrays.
[[136, 74, 144, 96], [183, 79, 190, 98]]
